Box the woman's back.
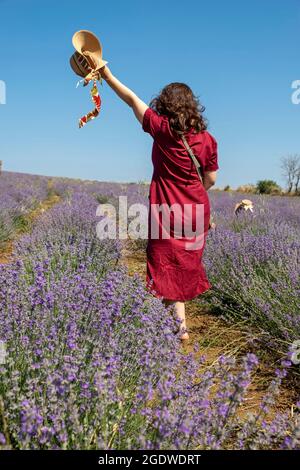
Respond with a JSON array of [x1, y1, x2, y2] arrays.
[[142, 107, 218, 184]]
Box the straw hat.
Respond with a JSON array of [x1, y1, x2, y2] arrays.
[[70, 30, 107, 79], [234, 199, 254, 214]]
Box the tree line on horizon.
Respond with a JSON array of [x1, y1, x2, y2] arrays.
[[223, 154, 300, 195]]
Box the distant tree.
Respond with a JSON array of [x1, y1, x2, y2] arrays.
[[256, 180, 281, 195], [224, 185, 231, 191], [295, 167, 300, 194], [280, 155, 300, 193]]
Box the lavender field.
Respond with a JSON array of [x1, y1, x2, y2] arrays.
[[204, 191, 300, 351], [0, 171, 300, 450], [0, 172, 50, 250]]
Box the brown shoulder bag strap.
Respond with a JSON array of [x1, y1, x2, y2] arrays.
[[181, 134, 203, 184]]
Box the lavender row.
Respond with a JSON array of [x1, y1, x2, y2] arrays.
[[0, 172, 51, 247], [203, 191, 300, 351]]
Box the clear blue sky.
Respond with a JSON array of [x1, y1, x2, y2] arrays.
[[0, 0, 299, 188]]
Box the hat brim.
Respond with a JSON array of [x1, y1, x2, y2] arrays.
[[94, 59, 108, 70], [72, 30, 102, 55]]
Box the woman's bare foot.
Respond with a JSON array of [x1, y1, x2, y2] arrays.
[[180, 331, 189, 341], [163, 300, 189, 340]]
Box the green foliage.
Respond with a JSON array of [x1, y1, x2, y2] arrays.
[[256, 180, 281, 195], [96, 194, 110, 204]]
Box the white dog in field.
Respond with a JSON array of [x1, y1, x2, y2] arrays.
[[234, 199, 254, 215]]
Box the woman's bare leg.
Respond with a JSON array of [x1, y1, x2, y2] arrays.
[[164, 300, 189, 340]]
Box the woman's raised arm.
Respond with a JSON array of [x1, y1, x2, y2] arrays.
[[99, 66, 148, 124]]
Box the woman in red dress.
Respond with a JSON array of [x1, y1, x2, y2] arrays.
[[99, 66, 219, 340]]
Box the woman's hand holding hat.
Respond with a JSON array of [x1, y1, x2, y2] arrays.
[[98, 65, 112, 81], [85, 65, 111, 83]]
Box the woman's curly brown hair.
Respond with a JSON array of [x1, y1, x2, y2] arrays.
[[149, 83, 207, 134]]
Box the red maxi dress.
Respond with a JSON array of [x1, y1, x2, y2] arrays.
[[142, 107, 219, 301]]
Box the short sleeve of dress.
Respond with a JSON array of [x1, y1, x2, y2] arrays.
[[203, 132, 219, 172], [142, 107, 164, 138]]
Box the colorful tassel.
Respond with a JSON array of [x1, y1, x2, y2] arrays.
[[78, 78, 102, 128]]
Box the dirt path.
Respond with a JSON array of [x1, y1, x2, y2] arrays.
[[0, 192, 60, 264], [122, 244, 297, 418]]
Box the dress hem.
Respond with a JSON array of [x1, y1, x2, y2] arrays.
[[146, 280, 212, 302]]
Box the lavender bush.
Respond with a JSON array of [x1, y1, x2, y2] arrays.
[[0, 171, 50, 247], [14, 191, 121, 278], [203, 192, 300, 351]]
